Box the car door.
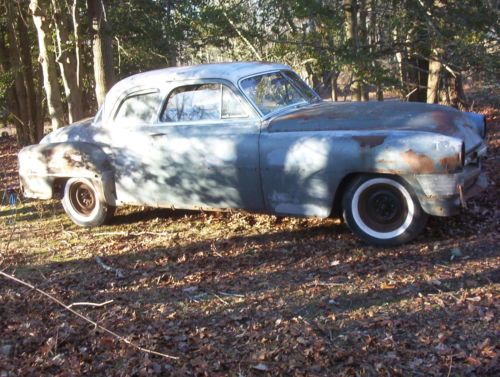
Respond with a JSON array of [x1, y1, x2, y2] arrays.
[[145, 80, 264, 211], [100, 87, 170, 207]]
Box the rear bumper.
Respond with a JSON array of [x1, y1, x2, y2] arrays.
[[409, 164, 488, 216]]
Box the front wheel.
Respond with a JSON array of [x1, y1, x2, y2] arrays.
[[62, 178, 115, 227], [342, 175, 427, 246]]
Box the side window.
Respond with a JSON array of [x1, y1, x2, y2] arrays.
[[162, 84, 220, 122], [114, 91, 162, 125], [161, 83, 248, 122], [222, 85, 248, 119]]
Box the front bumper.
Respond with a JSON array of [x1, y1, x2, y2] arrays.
[[409, 164, 488, 216]]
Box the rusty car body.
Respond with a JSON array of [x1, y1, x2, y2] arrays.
[[18, 62, 488, 245]]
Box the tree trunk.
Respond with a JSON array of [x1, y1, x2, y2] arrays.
[[331, 72, 339, 102], [426, 48, 442, 104], [165, 0, 177, 66], [445, 72, 468, 109], [406, 56, 429, 102], [17, 4, 44, 142], [0, 27, 24, 144], [72, 0, 82, 89], [393, 28, 407, 97], [343, 0, 361, 101], [87, 0, 115, 107], [370, 0, 382, 101], [359, 0, 369, 101], [30, 0, 65, 130], [4, 1, 32, 144], [52, 0, 83, 123], [305, 63, 320, 92]]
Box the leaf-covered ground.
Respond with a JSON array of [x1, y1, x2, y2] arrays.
[[0, 107, 498, 376]]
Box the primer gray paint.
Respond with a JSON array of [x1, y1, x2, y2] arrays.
[[19, 62, 488, 218]]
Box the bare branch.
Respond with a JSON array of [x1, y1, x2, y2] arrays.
[[0, 270, 179, 360], [68, 299, 114, 308], [221, 10, 262, 60]]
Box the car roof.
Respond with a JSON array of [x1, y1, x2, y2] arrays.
[[117, 61, 290, 87], [102, 62, 291, 122]]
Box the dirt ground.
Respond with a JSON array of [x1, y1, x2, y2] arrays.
[[0, 106, 498, 376]]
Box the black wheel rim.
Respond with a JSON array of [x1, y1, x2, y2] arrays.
[[358, 183, 408, 233], [69, 182, 96, 216]]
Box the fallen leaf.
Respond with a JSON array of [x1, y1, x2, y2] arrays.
[[252, 363, 270, 371]]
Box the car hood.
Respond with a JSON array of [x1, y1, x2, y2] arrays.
[[267, 101, 485, 152]]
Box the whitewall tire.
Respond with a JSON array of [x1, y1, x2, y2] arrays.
[[342, 175, 427, 246], [61, 178, 115, 227]]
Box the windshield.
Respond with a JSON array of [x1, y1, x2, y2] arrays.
[[282, 71, 319, 101], [240, 71, 315, 116]]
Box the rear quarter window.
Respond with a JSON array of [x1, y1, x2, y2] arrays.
[[114, 91, 162, 125]]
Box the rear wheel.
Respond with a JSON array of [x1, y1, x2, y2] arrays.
[[342, 175, 427, 246], [62, 178, 114, 227]]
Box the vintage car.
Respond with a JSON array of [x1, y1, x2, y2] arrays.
[[18, 62, 488, 245]]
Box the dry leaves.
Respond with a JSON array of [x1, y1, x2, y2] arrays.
[[0, 105, 499, 375]]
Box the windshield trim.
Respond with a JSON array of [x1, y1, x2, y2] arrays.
[[237, 69, 316, 119]]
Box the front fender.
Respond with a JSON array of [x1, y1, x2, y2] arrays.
[[18, 142, 115, 205], [260, 131, 464, 217]]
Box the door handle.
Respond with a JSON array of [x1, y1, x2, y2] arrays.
[[149, 132, 166, 137]]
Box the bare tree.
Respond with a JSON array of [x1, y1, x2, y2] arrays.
[[358, 0, 369, 101], [30, 0, 64, 130], [51, 0, 83, 123], [426, 48, 442, 104], [87, 0, 115, 107], [343, 0, 362, 101], [1, 0, 43, 144]]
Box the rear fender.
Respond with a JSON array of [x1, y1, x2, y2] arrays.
[[18, 142, 116, 205]]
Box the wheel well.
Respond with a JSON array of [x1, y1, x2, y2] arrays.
[[52, 178, 69, 199], [331, 173, 361, 217], [331, 172, 408, 217]]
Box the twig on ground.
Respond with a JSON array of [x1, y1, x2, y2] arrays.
[[447, 355, 453, 377], [218, 291, 245, 298], [68, 300, 114, 308], [0, 270, 179, 360], [95, 256, 125, 278], [304, 281, 343, 288], [212, 292, 229, 305], [93, 231, 172, 237], [93, 231, 130, 237]]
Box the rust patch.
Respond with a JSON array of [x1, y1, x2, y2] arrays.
[[402, 149, 435, 173], [279, 111, 312, 121], [353, 135, 386, 148], [440, 154, 461, 173]]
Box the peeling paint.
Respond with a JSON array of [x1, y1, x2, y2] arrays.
[[18, 64, 488, 223], [439, 154, 461, 172], [402, 149, 435, 173]]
